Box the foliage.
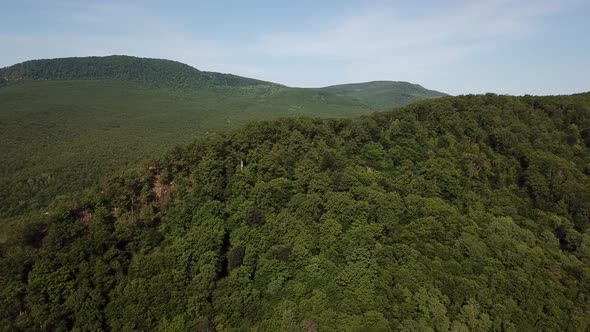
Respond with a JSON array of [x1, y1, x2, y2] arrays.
[[1, 92, 590, 331], [0, 80, 371, 217], [0, 57, 448, 217]]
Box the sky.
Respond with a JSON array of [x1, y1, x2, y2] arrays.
[[1, 0, 589, 95]]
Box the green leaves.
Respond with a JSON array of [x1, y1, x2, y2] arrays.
[[2, 92, 590, 330]]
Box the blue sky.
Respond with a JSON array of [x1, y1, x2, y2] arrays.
[[1, 0, 589, 95]]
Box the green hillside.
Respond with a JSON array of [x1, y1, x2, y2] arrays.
[[0, 55, 274, 90], [1, 56, 449, 218], [319, 81, 448, 109], [0, 78, 372, 217], [1, 92, 589, 331]]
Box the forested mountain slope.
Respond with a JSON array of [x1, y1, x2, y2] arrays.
[[0, 55, 274, 90], [319, 81, 448, 109], [0, 57, 448, 218], [2, 92, 589, 331], [0, 65, 372, 218]]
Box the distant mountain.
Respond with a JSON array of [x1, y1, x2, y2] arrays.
[[0, 55, 275, 90], [319, 80, 448, 109], [0, 56, 448, 109]]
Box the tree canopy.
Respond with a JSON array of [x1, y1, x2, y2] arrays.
[[1, 92, 590, 331], [0, 55, 274, 90]]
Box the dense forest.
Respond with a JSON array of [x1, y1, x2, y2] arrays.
[[0, 80, 373, 218], [1, 92, 589, 331], [0, 55, 274, 90], [0, 56, 445, 219]]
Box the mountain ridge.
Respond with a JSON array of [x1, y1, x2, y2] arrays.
[[0, 55, 277, 90], [319, 80, 448, 109], [0, 56, 448, 110]]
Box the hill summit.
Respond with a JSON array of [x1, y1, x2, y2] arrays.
[[0, 55, 275, 90], [320, 80, 448, 109]]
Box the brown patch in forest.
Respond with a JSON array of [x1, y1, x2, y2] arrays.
[[153, 174, 175, 202], [427, 149, 436, 160], [73, 209, 92, 225], [303, 320, 319, 332], [556, 168, 566, 182]]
